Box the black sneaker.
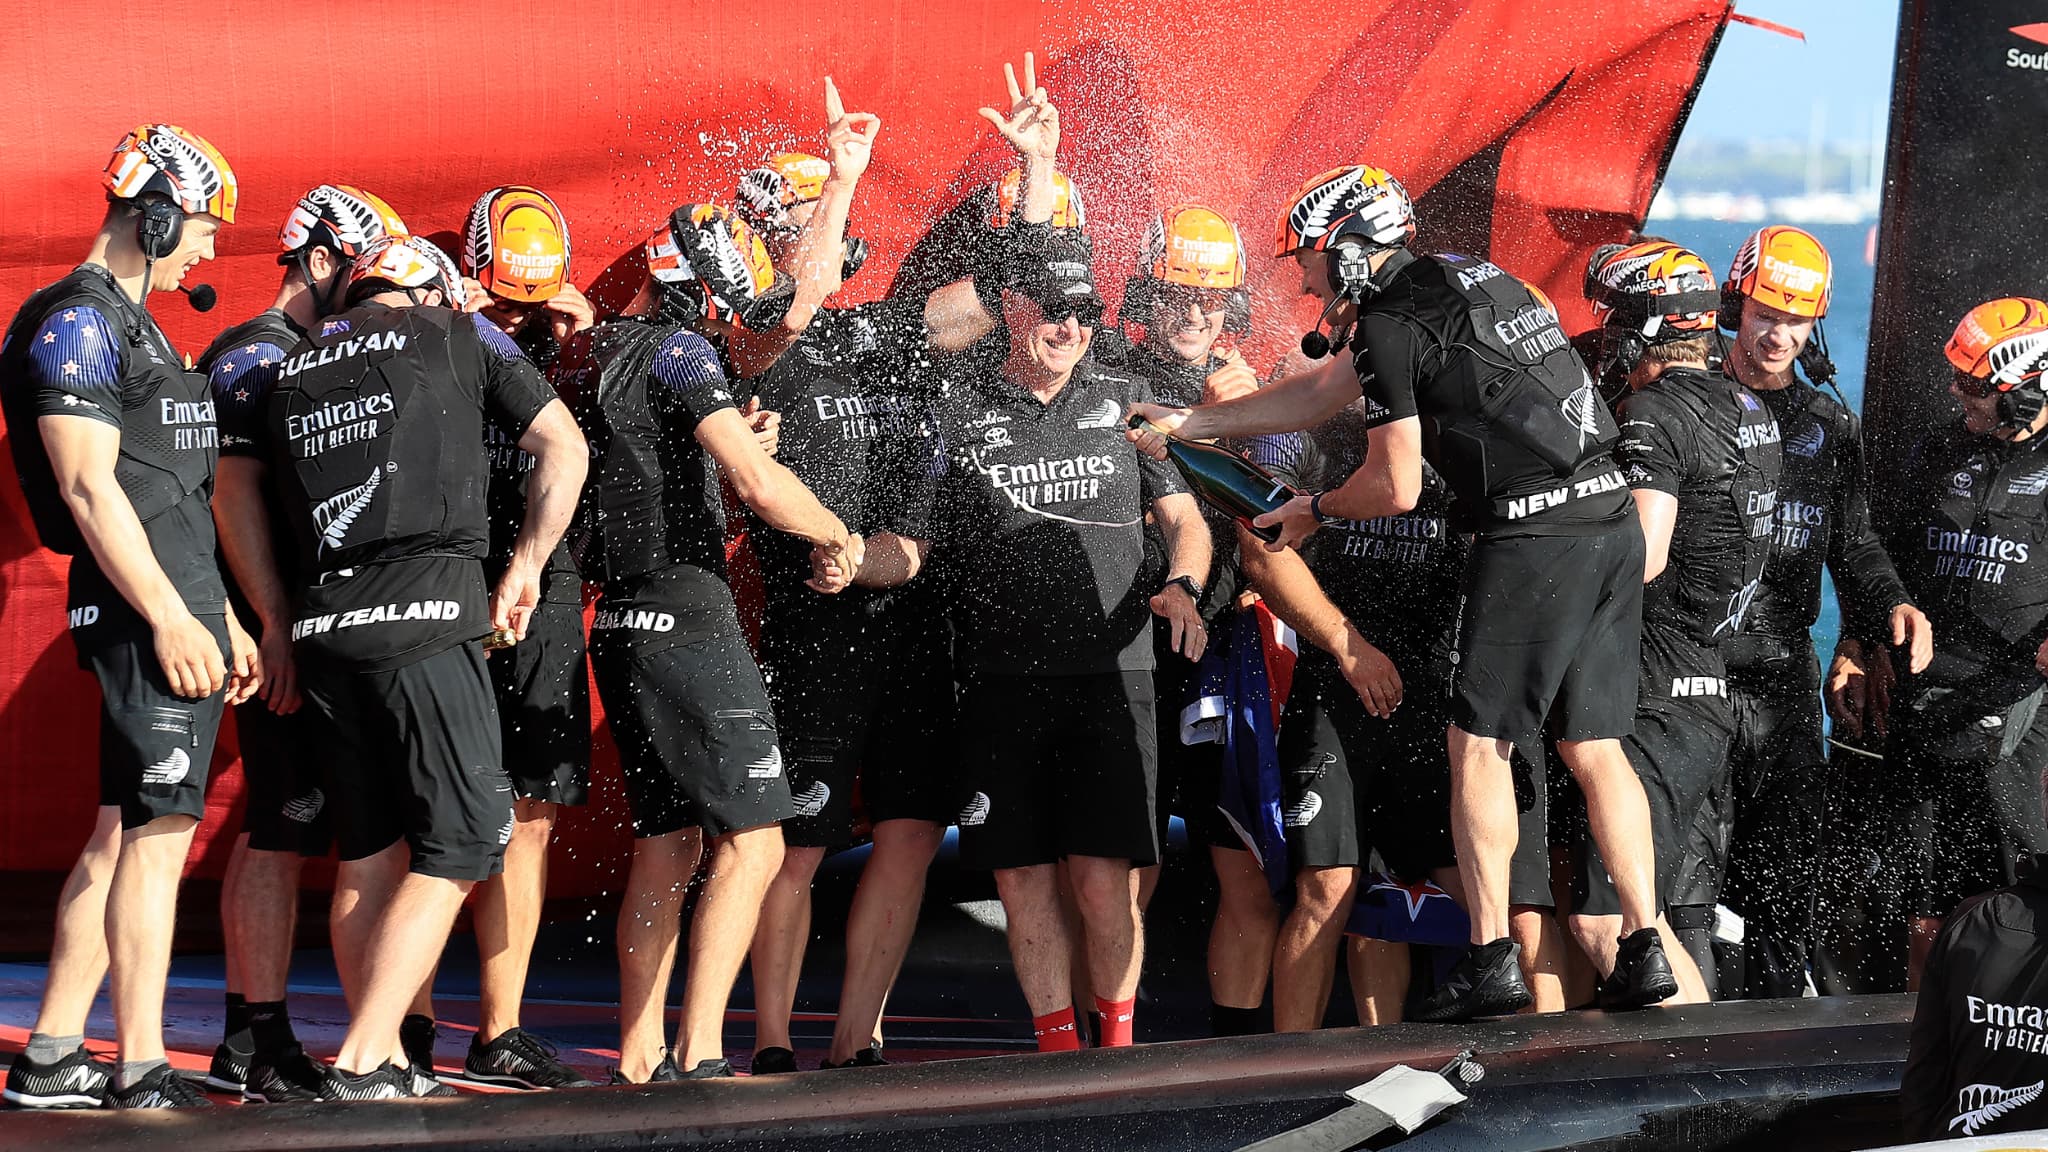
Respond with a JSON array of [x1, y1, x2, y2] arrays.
[[399, 1018, 438, 1087], [205, 1042, 251, 1093], [315, 1060, 411, 1102], [748, 1047, 798, 1075], [463, 1028, 596, 1089], [607, 1052, 681, 1085], [1597, 927, 1681, 1010], [820, 1045, 888, 1070], [682, 1058, 734, 1079], [406, 1063, 458, 1098], [243, 1044, 324, 1103], [110, 1064, 212, 1109], [3, 1044, 113, 1108], [1411, 939, 1533, 1023]]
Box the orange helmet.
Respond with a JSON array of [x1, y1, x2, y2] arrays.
[[1273, 165, 1413, 257], [1140, 205, 1246, 289], [1585, 240, 1719, 340], [349, 235, 466, 308], [990, 168, 1086, 230], [1724, 225, 1833, 321], [645, 203, 786, 329], [462, 186, 571, 304], [1946, 298, 2048, 390], [279, 184, 407, 261], [103, 123, 238, 222], [735, 152, 833, 236]]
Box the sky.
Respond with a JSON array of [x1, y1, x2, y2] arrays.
[[1681, 0, 1903, 146]]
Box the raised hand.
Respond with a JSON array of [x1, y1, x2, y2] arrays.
[[978, 51, 1059, 162], [823, 76, 881, 184]]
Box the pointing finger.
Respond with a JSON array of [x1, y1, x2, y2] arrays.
[[825, 76, 845, 122], [1003, 61, 1022, 106], [1023, 50, 1036, 96]]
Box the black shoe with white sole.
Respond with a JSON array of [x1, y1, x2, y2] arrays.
[[110, 1064, 212, 1109], [243, 1044, 324, 1103], [3, 1044, 113, 1109], [205, 1042, 251, 1093], [748, 1047, 798, 1075], [462, 1028, 596, 1089], [316, 1060, 412, 1102], [1411, 939, 1534, 1023]]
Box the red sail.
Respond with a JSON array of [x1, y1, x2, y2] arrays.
[[0, 0, 1729, 886]]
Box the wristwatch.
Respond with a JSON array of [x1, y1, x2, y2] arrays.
[[1308, 491, 1343, 525], [1165, 575, 1204, 602]]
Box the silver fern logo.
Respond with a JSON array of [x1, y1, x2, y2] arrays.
[[792, 781, 830, 818], [1785, 423, 1825, 459], [712, 227, 755, 303], [465, 194, 496, 279], [1561, 376, 1605, 450], [1990, 331, 2048, 386], [746, 747, 784, 780], [957, 792, 991, 827], [313, 466, 386, 553], [1284, 790, 1323, 828], [283, 789, 325, 824], [1950, 1080, 2042, 1135], [1288, 170, 1363, 245], [143, 128, 224, 211]]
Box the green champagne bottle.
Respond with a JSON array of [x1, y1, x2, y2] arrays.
[[1129, 415, 1302, 543]]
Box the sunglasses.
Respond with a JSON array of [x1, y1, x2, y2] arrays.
[[1025, 292, 1105, 327], [1153, 284, 1232, 315], [1954, 369, 1999, 399]]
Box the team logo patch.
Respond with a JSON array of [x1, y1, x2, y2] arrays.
[[497, 814, 516, 845], [1284, 790, 1323, 828], [957, 792, 992, 827], [1075, 398, 1123, 430], [747, 747, 784, 780], [2009, 464, 2048, 496], [1785, 423, 1825, 459], [142, 748, 191, 786], [282, 789, 325, 824], [1950, 1080, 2042, 1136], [1951, 469, 1977, 497], [792, 781, 830, 818], [321, 319, 352, 336]]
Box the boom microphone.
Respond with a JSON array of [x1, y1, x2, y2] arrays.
[[180, 283, 217, 313], [1298, 290, 1355, 359]]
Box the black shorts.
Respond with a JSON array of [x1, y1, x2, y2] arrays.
[[761, 596, 956, 849], [589, 627, 794, 840], [1449, 525, 1643, 744], [79, 613, 230, 830], [1273, 653, 1454, 877], [1574, 623, 1733, 916], [236, 700, 332, 856], [954, 671, 1159, 869], [486, 598, 591, 807], [1892, 678, 2048, 919], [302, 642, 512, 882], [1700, 646, 1829, 926]]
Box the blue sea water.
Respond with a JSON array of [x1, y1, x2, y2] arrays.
[[1637, 219, 1877, 671]]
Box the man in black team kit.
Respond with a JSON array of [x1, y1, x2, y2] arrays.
[[1, 124, 258, 1111], [200, 183, 409, 1102], [580, 201, 859, 1083], [256, 235, 587, 1099], [736, 66, 1049, 1074], [1882, 297, 2048, 989], [1238, 408, 1467, 1030], [1901, 770, 2048, 1140], [1677, 226, 1930, 997], [414, 183, 597, 1091], [1575, 240, 1782, 1005], [1131, 165, 1670, 1020], [815, 229, 1213, 1052]]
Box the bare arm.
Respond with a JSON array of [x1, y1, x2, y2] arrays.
[[1237, 525, 1402, 717], [1129, 356, 1361, 448], [1149, 491, 1212, 662], [214, 457, 298, 711], [1633, 488, 1678, 582], [40, 414, 225, 698], [850, 532, 929, 588], [1248, 417, 1423, 552], [491, 399, 589, 640], [696, 406, 852, 554], [924, 278, 999, 353]]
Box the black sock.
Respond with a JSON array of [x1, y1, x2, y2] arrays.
[[247, 1000, 296, 1055], [223, 992, 253, 1052], [400, 1014, 437, 1064], [1210, 1003, 1264, 1037]]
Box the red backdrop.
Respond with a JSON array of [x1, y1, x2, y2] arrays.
[[0, 0, 1730, 895]]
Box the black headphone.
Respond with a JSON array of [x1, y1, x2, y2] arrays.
[[135, 193, 183, 262], [1999, 386, 2047, 431], [1718, 284, 1843, 395], [1298, 238, 1378, 359]]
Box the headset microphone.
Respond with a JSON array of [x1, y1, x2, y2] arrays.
[[1298, 290, 1356, 359], [180, 284, 216, 313]]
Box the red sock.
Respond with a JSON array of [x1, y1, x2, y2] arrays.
[[1032, 1006, 1081, 1052], [1094, 996, 1136, 1047]]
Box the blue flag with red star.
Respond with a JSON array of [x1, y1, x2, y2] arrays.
[[1346, 873, 1469, 946]]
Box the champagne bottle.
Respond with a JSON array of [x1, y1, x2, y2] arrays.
[[1129, 415, 1302, 543], [484, 626, 518, 651]]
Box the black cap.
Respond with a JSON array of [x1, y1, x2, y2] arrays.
[[1005, 230, 1105, 325]]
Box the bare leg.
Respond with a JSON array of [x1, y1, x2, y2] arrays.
[[1511, 906, 1568, 1014], [231, 845, 305, 1003], [331, 843, 410, 1013], [334, 872, 474, 1073], [1347, 937, 1411, 1024], [992, 864, 1073, 1016], [827, 820, 942, 1064], [616, 829, 701, 1083], [1556, 737, 1657, 935], [1568, 911, 1710, 1003], [1135, 863, 1160, 912], [1055, 861, 1093, 1020], [32, 806, 120, 1037], [1272, 866, 1359, 1032], [1208, 846, 1279, 1010], [749, 844, 826, 1055], [1067, 855, 1142, 1003], [107, 814, 199, 1064], [473, 798, 558, 1043], [1447, 725, 1519, 945], [675, 823, 784, 1069]]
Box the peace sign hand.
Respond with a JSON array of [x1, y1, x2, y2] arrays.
[[977, 51, 1059, 162], [823, 75, 881, 184]]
